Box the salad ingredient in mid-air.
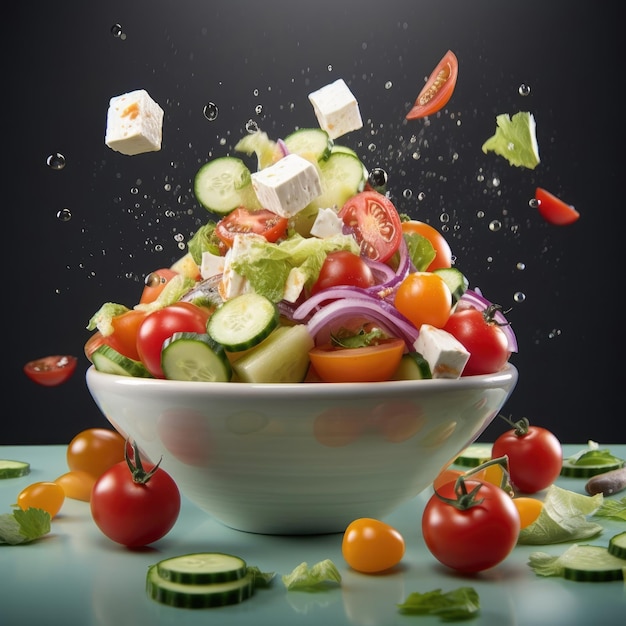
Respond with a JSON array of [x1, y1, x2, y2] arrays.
[[308, 78, 364, 139], [482, 111, 540, 169], [534, 187, 580, 225]]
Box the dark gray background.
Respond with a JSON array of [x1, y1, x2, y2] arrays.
[[5, 0, 621, 444]]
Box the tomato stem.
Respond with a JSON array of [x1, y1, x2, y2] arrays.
[[483, 304, 511, 327], [126, 440, 163, 484], [499, 413, 530, 437]]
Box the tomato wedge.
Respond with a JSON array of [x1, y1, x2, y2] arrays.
[[309, 338, 405, 383], [215, 207, 289, 248], [139, 268, 179, 304], [406, 50, 458, 120], [534, 187, 580, 225], [338, 191, 402, 262], [24, 355, 78, 386]]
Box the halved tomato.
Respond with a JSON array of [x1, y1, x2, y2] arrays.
[[309, 337, 405, 383], [24, 355, 78, 387], [401, 220, 452, 271], [83, 309, 146, 362], [215, 207, 289, 248], [535, 187, 580, 225], [338, 191, 402, 262], [406, 50, 458, 120]]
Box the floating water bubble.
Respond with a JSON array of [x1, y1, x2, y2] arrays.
[[548, 328, 562, 339], [384, 81, 393, 90], [47, 152, 66, 170], [529, 197, 540, 209], [130, 187, 139, 195], [367, 143, 376, 152], [56, 208, 72, 221], [440, 213, 450, 223], [255, 104, 263, 115], [203, 102, 219, 121], [491, 177, 500, 187], [368, 167, 387, 192], [513, 291, 526, 303], [417, 191, 426, 201], [489, 220, 502, 232], [412, 151, 421, 160], [476, 210, 485, 218], [327, 64, 333, 72], [110, 24, 123, 38], [245, 119, 259, 133], [154, 244, 163, 252], [402, 189, 412, 199], [164, 183, 171, 191], [518, 83, 531, 96], [516, 262, 526, 270], [174, 233, 184, 242]]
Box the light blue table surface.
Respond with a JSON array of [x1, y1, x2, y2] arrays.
[[1, 444, 624, 626]]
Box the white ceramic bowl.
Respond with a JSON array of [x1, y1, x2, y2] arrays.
[[86, 364, 518, 534]]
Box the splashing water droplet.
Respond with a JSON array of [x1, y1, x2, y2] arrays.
[[489, 220, 502, 232], [476, 210, 485, 218], [246, 119, 259, 133], [56, 208, 72, 221], [513, 291, 526, 303], [384, 81, 392, 90], [203, 102, 219, 121], [518, 83, 531, 96], [402, 189, 412, 199], [110, 24, 123, 37], [529, 198, 540, 209], [516, 262, 526, 270], [548, 328, 562, 339], [47, 153, 66, 170], [327, 64, 333, 72], [255, 104, 263, 115], [440, 213, 450, 223]]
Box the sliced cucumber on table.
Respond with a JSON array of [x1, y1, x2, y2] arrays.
[[559, 545, 626, 582], [161, 332, 232, 382], [91, 344, 152, 378], [453, 443, 493, 468], [156, 552, 248, 585], [560, 458, 625, 478], [0, 459, 30, 479], [608, 531, 626, 560]]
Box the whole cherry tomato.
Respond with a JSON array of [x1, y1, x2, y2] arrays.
[[17, 481, 65, 518], [310, 250, 375, 295], [66, 428, 126, 479], [342, 518, 405, 573], [394, 271, 452, 329]]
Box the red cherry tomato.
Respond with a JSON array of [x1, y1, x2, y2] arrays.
[[443, 305, 510, 375], [139, 268, 179, 304], [342, 518, 405, 573], [215, 207, 289, 248], [422, 478, 520, 573], [534, 187, 580, 226], [491, 417, 562, 494], [136, 302, 211, 378], [90, 443, 181, 547], [406, 50, 459, 120], [338, 190, 402, 262], [23, 355, 78, 387], [401, 220, 452, 271], [311, 250, 375, 295], [84, 309, 147, 362]]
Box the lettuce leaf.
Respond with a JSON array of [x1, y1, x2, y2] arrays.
[[282, 559, 342, 590], [398, 587, 480, 621], [0, 508, 51, 544], [481, 111, 540, 169]]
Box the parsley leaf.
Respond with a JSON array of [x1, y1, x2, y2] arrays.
[[0, 508, 51, 545]]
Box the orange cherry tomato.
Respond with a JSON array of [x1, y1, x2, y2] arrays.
[[309, 337, 405, 383], [512, 497, 543, 529], [17, 481, 65, 518], [406, 50, 458, 120], [84, 309, 147, 362], [139, 268, 179, 304], [342, 518, 405, 573], [54, 470, 97, 502], [394, 271, 452, 329], [66, 428, 126, 479], [401, 220, 452, 271]]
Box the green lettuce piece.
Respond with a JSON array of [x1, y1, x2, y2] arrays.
[[403, 232, 436, 272], [564, 441, 624, 466], [187, 220, 221, 264], [246, 565, 276, 588], [133, 274, 196, 313], [87, 302, 130, 334], [0, 508, 51, 545], [398, 587, 480, 621], [593, 497, 626, 522], [518, 485, 603, 545], [282, 559, 342, 590], [481, 111, 540, 169]]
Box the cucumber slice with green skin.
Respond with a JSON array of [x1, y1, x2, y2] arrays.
[[559, 545, 626, 582], [434, 267, 469, 304], [156, 553, 247, 585], [608, 532, 626, 560], [0, 459, 30, 479], [207, 292, 279, 352], [560, 458, 624, 478], [232, 324, 314, 383], [161, 333, 232, 382], [234, 131, 279, 169], [146, 565, 254, 608], [283, 128, 332, 162], [391, 352, 433, 380], [453, 443, 493, 468], [193, 156, 261, 215], [91, 344, 152, 378], [312, 151, 366, 210]]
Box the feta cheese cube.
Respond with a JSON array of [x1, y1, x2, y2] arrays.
[[200, 251, 226, 280], [308, 79, 363, 140], [283, 267, 307, 303], [251, 154, 321, 218], [413, 324, 470, 379], [310, 207, 344, 238], [105, 89, 164, 156]]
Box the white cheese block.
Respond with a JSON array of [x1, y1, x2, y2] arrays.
[[310, 207, 344, 238], [283, 267, 307, 303], [105, 89, 164, 155], [308, 79, 363, 140], [251, 154, 322, 218], [413, 324, 470, 379], [200, 251, 226, 280]]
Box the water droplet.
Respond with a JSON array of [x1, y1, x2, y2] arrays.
[[489, 220, 502, 232], [154, 244, 163, 252], [174, 233, 184, 242], [491, 177, 500, 187], [513, 291, 526, 303], [518, 83, 531, 96], [110, 23, 123, 37], [417, 191, 426, 201], [440, 213, 450, 224], [402, 189, 412, 199], [368, 167, 388, 193], [203, 102, 219, 121], [516, 262, 526, 270], [476, 210, 485, 218], [253, 89, 259, 97], [384, 81, 393, 90], [245, 119, 259, 133], [47, 152, 66, 170], [164, 183, 171, 191], [548, 328, 562, 339], [367, 143, 376, 152], [529, 197, 540, 209], [327, 64, 333, 72], [130, 187, 139, 195], [56, 208, 72, 221], [255, 104, 263, 115], [412, 150, 421, 160]]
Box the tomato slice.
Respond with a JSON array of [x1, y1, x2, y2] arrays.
[[215, 207, 289, 248], [24, 355, 78, 387], [535, 187, 580, 225], [338, 191, 402, 262], [309, 337, 405, 383], [406, 50, 458, 120], [139, 268, 179, 304]]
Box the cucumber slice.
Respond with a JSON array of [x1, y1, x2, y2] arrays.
[[0, 459, 30, 479], [434, 267, 469, 304], [608, 531, 626, 560], [91, 345, 152, 378], [453, 443, 493, 468], [234, 131, 279, 169], [207, 292, 279, 352], [559, 545, 626, 582], [312, 151, 366, 210], [283, 128, 332, 162], [391, 352, 433, 380], [232, 324, 314, 383], [161, 332, 232, 382], [146, 565, 254, 608], [193, 156, 261, 215], [330, 144, 358, 158], [156, 553, 247, 585], [560, 458, 624, 478]]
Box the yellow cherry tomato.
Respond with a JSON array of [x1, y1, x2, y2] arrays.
[[394, 272, 452, 329], [512, 496, 543, 528], [342, 518, 405, 573], [66, 428, 126, 478], [54, 470, 97, 502], [17, 481, 65, 518]]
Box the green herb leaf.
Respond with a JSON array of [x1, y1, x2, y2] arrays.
[[187, 220, 221, 264], [593, 497, 626, 522], [247, 565, 276, 588], [0, 508, 51, 545], [282, 559, 341, 590], [331, 326, 386, 348], [403, 232, 436, 272], [398, 587, 480, 621], [481, 111, 540, 169]]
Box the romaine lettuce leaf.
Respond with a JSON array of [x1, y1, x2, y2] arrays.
[[482, 111, 540, 169]]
